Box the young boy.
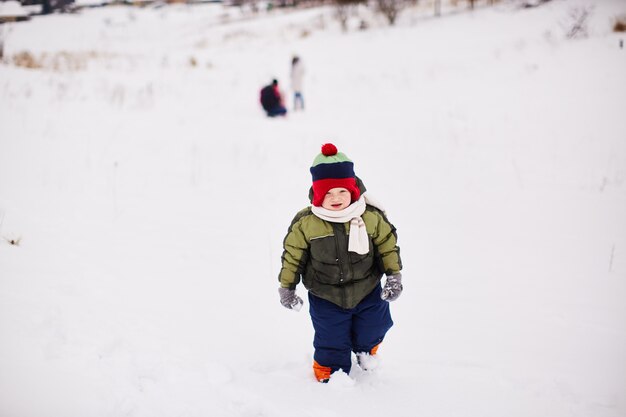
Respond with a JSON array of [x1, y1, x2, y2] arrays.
[[278, 143, 403, 382]]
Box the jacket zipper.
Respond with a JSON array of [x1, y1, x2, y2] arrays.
[[332, 223, 346, 308], [346, 223, 354, 280]]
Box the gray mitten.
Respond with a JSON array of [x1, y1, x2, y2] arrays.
[[278, 287, 303, 311], [381, 273, 403, 302]]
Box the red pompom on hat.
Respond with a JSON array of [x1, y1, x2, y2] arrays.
[[310, 143, 360, 207], [321, 143, 338, 156]]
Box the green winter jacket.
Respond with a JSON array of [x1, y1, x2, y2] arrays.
[[279, 205, 402, 309]]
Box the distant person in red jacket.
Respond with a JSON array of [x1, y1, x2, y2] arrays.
[[260, 79, 287, 117]]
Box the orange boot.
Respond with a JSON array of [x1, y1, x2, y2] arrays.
[[313, 360, 332, 383]]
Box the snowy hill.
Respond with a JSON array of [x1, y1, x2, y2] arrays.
[[1, 1, 625, 416]]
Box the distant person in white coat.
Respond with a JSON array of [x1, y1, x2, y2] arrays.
[[290, 55, 305, 111]]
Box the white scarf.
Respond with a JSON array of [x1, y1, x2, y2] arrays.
[[311, 195, 370, 255]]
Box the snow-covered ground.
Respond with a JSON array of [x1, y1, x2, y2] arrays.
[[1, 1, 625, 416]]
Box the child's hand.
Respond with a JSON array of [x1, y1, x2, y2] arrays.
[[278, 287, 303, 311], [381, 273, 403, 302]]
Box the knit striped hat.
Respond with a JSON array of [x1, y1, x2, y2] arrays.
[[310, 143, 361, 207]]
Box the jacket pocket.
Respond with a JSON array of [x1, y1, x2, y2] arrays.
[[350, 248, 375, 280], [309, 236, 342, 285]]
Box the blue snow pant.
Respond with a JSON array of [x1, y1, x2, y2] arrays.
[[266, 105, 287, 117], [293, 92, 304, 110], [308, 284, 393, 375]]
